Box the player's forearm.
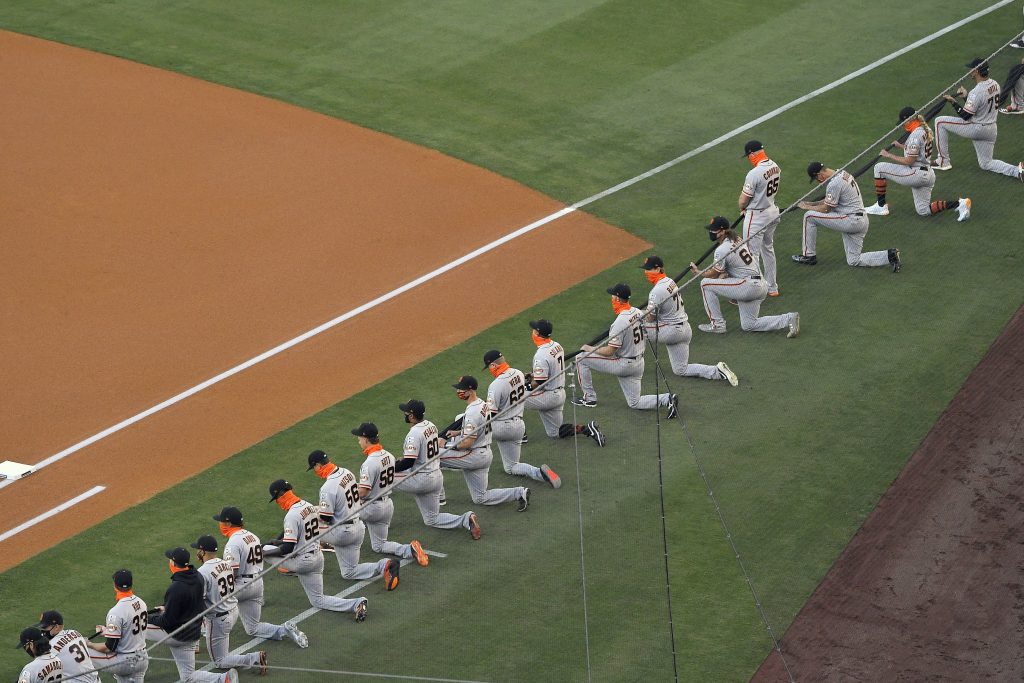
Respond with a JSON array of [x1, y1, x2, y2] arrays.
[[738, 191, 750, 210], [595, 345, 616, 357]]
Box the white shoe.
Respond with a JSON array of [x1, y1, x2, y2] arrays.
[[1011, 39, 1024, 48], [956, 198, 972, 222], [1000, 105, 1024, 115], [931, 159, 952, 171], [716, 362, 739, 387], [787, 312, 800, 338], [284, 621, 308, 648], [698, 322, 726, 334], [864, 202, 889, 216]]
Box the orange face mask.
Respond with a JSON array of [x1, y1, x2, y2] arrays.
[[219, 522, 241, 538], [644, 270, 664, 285], [363, 443, 383, 456], [748, 150, 768, 166], [488, 361, 510, 378], [275, 490, 300, 511], [115, 589, 134, 600], [531, 330, 548, 346], [904, 119, 922, 133], [313, 462, 338, 479], [611, 296, 631, 315], [169, 560, 188, 574]]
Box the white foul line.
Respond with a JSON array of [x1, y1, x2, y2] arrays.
[[0, 486, 106, 543], [4, 0, 1010, 489]]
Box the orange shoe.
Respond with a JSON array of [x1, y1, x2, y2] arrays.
[[468, 513, 482, 540], [410, 540, 429, 567], [383, 559, 400, 591]]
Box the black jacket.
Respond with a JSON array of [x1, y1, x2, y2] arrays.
[[148, 567, 205, 642]]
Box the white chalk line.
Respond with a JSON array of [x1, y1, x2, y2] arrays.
[[3, 0, 1010, 492], [0, 485, 106, 543]]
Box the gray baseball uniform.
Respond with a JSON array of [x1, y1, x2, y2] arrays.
[[320, 465, 389, 579], [575, 308, 672, 409], [271, 499, 366, 613], [742, 158, 782, 293], [359, 446, 417, 561], [439, 398, 525, 505], [18, 652, 62, 683], [488, 366, 545, 482], [701, 240, 797, 331], [935, 78, 1022, 178], [223, 528, 301, 643], [801, 171, 888, 267], [872, 126, 937, 215], [47, 628, 98, 683], [89, 594, 150, 683], [198, 557, 262, 671], [524, 339, 566, 437], [645, 274, 721, 379], [397, 420, 473, 530]]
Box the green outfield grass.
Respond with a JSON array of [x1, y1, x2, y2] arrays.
[[2, 1, 1023, 680]]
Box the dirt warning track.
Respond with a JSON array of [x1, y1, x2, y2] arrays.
[[0, 30, 649, 571]]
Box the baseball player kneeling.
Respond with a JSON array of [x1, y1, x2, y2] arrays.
[[86, 570, 149, 683], [36, 611, 99, 683], [16, 628, 62, 683]]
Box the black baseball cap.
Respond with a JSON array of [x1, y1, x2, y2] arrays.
[[112, 569, 133, 589], [965, 58, 989, 76], [16, 627, 45, 649], [268, 479, 293, 502], [529, 319, 553, 337], [898, 106, 917, 123], [398, 399, 426, 417], [306, 449, 329, 471], [707, 216, 730, 232], [606, 283, 631, 300], [482, 350, 503, 368], [742, 140, 764, 157], [640, 255, 664, 270], [212, 506, 243, 526], [351, 422, 379, 439], [164, 547, 190, 568], [452, 375, 478, 390], [807, 161, 825, 182], [190, 535, 217, 552], [36, 611, 63, 629]]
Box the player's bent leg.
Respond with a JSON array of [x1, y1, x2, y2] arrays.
[[464, 466, 519, 506]]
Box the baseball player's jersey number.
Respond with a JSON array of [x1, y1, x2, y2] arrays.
[[303, 518, 320, 540], [246, 545, 264, 565], [216, 574, 236, 597], [130, 611, 148, 635], [508, 385, 526, 404], [632, 325, 644, 344], [378, 466, 395, 488], [343, 482, 360, 508], [766, 176, 779, 196], [68, 642, 87, 663], [426, 438, 439, 459], [739, 248, 753, 265]]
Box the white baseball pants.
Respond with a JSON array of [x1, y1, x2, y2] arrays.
[[525, 388, 565, 438], [359, 497, 413, 559], [145, 628, 223, 682], [934, 117, 1021, 178], [281, 550, 366, 613], [700, 277, 792, 332], [801, 211, 887, 267], [873, 162, 935, 215], [440, 446, 523, 506], [492, 418, 544, 481], [743, 207, 780, 292], [233, 578, 290, 640], [644, 322, 721, 379], [575, 355, 670, 409], [396, 468, 469, 529], [89, 649, 148, 683], [320, 518, 389, 580], [204, 608, 261, 670]]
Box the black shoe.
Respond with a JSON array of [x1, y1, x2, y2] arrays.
[[571, 397, 597, 408], [888, 248, 902, 273], [517, 488, 530, 512], [666, 394, 679, 420], [587, 421, 606, 447], [519, 433, 528, 445], [791, 254, 817, 265]]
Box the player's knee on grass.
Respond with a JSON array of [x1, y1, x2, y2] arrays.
[[846, 254, 861, 267], [624, 395, 641, 409], [470, 492, 488, 505]]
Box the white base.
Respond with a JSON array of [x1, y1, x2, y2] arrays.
[[0, 461, 35, 480]]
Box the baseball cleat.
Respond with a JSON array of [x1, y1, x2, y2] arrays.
[[698, 322, 726, 334], [320, 542, 335, 553], [257, 651, 268, 675], [570, 397, 597, 408], [716, 362, 739, 387], [587, 421, 606, 447], [284, 621, 308, 648], [519, 433, 529, 445], [517, 488, 530, 512], [787, 312, 801, 338], [931, 159, 952, 171], [864, 202, 889, 216], [438, 494, 446, 507], [999, 104, 1024, 115], [355, 599, 368, 622], [468, 513, 482, 540], [1018, 162, 1024, 182], [410, 539, 429, 567], [666, 393, 679, 420], [791, 254, 817, 265], [276, 566, 297, 577], [383, 559, 400, 591], [956, 198, 971, 222], [540, 464, 561, 489], [727, 298, 738, 305], [888, 248, 902, 273], [1012, 38, 1024, 48], [223, 670, 240, 683], [767, 290, 780, 297]]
